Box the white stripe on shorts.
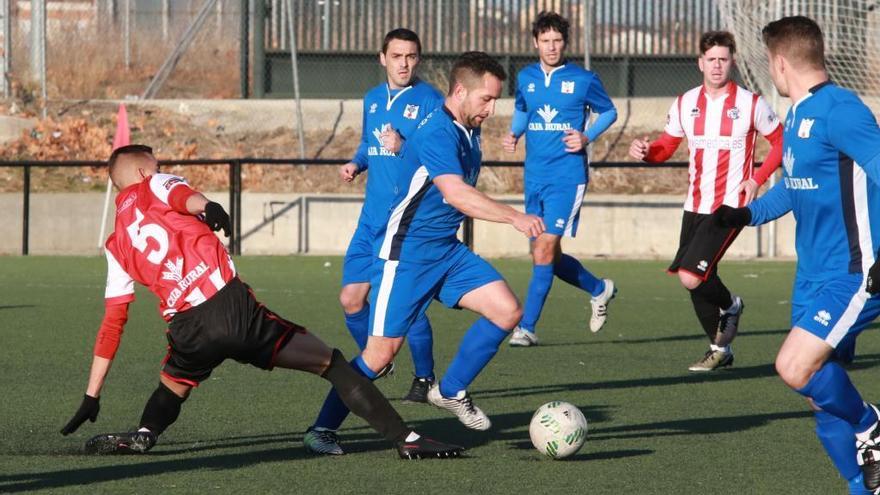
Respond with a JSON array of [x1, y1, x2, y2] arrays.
[[371, 260, 400, 337], [563, 184, 586, 237]]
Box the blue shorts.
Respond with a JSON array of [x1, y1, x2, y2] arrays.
[[369, 243, 503, 338], [791, 274, 880, 363], [342, 220, 379, 286], [524, 181, 586, 237]]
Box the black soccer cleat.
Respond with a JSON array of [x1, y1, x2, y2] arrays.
[[402, 375, 435, 404], [84, 430, 157, 455], [396, 435, 464, 460], [857, 405, 880, 491]]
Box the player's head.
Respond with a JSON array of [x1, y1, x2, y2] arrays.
[[762, 16, 826, 97], [447, 51, 506, 128], [380, 28, 422, 89], [532, 11, 569, 67], [697, 31, 736, 89], [108, 144, 158, 190]]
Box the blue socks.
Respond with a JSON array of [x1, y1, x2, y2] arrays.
[[408, 314, 435, 379], [815, 410, 860, 482], [520, 264, 554, 333], [554, 254, 605, 296], [313, 356, 377, 430], [343, 305, 370, 351], [797, 361, 877, 430], [439, 318, 508, 397]]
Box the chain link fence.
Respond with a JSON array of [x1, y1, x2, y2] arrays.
[[6, 0, 735, 102]]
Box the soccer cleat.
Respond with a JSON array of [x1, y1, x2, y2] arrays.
[[590, 279, 617, 333], [402, 375, 435, 403], [303, 427, 344, 456], [84, 430, 157, 455], [857, 405, 880, 491], [715, 296, 744, 347], [688, 348, 735, 372], [396, 434, 465, 460], [509, 326, 539, 347], [427, 384, 491, 431]]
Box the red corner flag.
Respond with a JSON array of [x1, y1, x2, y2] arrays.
[[111, 104, 130, 150]]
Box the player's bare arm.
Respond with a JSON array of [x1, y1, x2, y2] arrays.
[[502, 132, 518, 153], [433, 174, 545, 238], [628, 137, 651, 161]]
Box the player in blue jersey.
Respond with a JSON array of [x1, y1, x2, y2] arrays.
[[304, 29, 445, 456], [502, 12, 618, 347], [713, 16, 880, 495], [307, 52, 544, 440]]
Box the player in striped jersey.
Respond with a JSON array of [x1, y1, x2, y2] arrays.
[[714, 17, 880, 494], [629, 31, 783, 372], [60, 145, 463, 460]]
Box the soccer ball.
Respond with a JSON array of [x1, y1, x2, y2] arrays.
[[528, 401, 588, 459]]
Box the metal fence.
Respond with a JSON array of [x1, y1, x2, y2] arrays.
[[8, 0, 727, 102]]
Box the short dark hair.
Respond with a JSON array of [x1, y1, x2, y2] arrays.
[[108, 144, 154, 171], [381, 28, 422, 55], [447, 51, 507, 94], [699, 30, 736, 55], [532, 11, 569, 45], [762, 16, 825, 69]]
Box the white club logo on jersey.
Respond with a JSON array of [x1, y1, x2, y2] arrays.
[[555, 218, 565, 229], [726, 107, 741, 120], [162, 257, 185, 283], [368, 124, 395, 157], [537, 104, 558, 123], [403, 104, 419, 119], [697, 260, 708, 272], [369, 103, 377, 114], [530, 105, 571, 132], [561, 81, 575, 94], [813, 310, 831, 327], [783, 147, 795, 176], [798, 118, 815, 138], [527, 82, 535, 93]]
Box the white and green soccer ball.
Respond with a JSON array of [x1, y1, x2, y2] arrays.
[[528, 401, 588, 459]]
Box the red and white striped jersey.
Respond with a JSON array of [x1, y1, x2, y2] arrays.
[[103, 174, 236, 321], [665, 81, 781, 213]]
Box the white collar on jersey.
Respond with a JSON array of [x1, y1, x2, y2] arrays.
[[540, 64, 566, 87], [385, 83, 414, 111]]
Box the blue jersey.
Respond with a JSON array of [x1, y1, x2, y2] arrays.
[[351, 79, 445, 228], [748, 82, 880, 281], [514, 62, 615, 184], [376, 106, 481, 263]]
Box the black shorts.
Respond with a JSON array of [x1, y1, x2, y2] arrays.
[[668, 210, 741, 281], [161, 277, 304, 386]]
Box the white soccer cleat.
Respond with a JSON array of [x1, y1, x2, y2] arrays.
[[715, 296, 744, 347], [509, 326, 539, 347], [427, 384, 491, 431], [857, 404, 880, 492], [589, 279, 617, 333]]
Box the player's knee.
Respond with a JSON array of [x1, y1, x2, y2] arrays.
[[532, 243, 556, 265], [774, 352, 814, 389], [679, 272, 702, 291], [490, 298, 522, 330], [339, 289, 365, 314]]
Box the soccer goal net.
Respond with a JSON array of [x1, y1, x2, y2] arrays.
[[718, 0, 880, 113]]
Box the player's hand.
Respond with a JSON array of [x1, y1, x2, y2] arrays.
[[204, 201, 231, 237], [512, 213, 545, 238], [867, 258, 880, 295], [339, 162, 360, 182], [61, 394, 100, 435], [629, 137, 650, 161], [380, 126, 403, 154], [562, 129, 589, 153], [502, 132, 518, 153], [712, 205, 752, 229], [736, 178, 760, 205]]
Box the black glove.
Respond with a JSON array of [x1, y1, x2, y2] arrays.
[[61, 394, 100, 435], [867, 258, 880, 295], [204, 201, 231, 237], [713, 205, 752, 229]]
